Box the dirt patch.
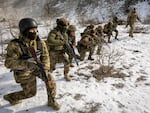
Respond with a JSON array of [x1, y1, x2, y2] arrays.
[[112, 83, 125, 89], [136, 76, 147, 82], [75, 71, 91, 80], [145, 83, 150, 86], [86, 65, 94, 70], [77, 102, 101, 113], [74, 94, 84, 100]]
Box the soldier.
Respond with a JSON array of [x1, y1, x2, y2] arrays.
[[3, 18, 60, 110], [103, 21, 113, 43], [126, 8, 141, 37], [46, 18, 71, 81], [67, 25, 77, 67], [95, 25, 105, 54], [83, 24, 94, 35], [112, 16, 119, 40], [77, 33, 95, 61]]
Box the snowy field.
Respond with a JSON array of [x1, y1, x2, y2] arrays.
[[0, 24, 150, 113]]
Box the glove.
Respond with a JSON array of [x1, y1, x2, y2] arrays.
[[27, 58, 36, 64], [27, 62, 40, 72]]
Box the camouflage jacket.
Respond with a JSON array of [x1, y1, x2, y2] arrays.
[[5, 36, 50, 83], [112, 19, 118, 30], [47, 28, 68, 51], [127, 12, 140, 25], [78, 34, 94, 48]]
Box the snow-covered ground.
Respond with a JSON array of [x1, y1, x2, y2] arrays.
[[0, 24, 150, 113]]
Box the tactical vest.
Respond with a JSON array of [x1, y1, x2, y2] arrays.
[[13, 37, 42, 60]]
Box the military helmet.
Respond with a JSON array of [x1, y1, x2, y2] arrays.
[[88, 24, 94, 29], [97, 25, 103, 30], [19, 18, 37, 34], [90, 29, 95, 34], [68, 25, 76, 31], [56, 18, 69, 26], [113, 16, 118, 21], [132, 8, 136, 13]]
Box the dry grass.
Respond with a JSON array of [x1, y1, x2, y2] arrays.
[[92, 65, 127, 81]]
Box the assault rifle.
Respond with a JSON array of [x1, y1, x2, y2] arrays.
[[28, 46, 54, 102], [63, 42, 79, 66]]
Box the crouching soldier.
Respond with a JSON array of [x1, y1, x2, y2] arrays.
[[95, 25, 105, 54], [46, 18, 71, 81], [103, 21, 113, 43], [77, 34, 95, 61], [3, 18, 60, 110]]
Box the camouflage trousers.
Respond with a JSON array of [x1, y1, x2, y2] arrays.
[[96, 43, 102, 55], [129, 23, 135, 37], [4, 71, 56, 104], [77, 45, 95, 61], [113, 29, 118, 39], [104, 30, 112, 43], [49, 50, 70, 77]]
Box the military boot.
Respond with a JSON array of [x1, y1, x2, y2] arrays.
[[88, 55, 94, 61], [108, 40, 111, 43], [3, 94, 21, 105], [129, 34, 133, 37], [70, 63, 74, 67], [64, 74, 71, 81], [115, 37, 119, 40], [48, 99, 61, 110]]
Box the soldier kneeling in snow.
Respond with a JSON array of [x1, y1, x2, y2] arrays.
[[3, 18, 60, 110]]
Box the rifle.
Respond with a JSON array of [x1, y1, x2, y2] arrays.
[[28, 46, 55, 102], [63, 42, 79, 66]]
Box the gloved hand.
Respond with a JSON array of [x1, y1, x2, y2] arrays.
[[27, 58, 36, 64], [27, 62, 40, 72]]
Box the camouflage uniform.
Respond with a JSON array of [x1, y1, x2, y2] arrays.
[[77, 34, 95, 61], [67, 25, 76, 67], [46, 18, 71, 81], [3, 18, 60, 110], [95, 25, 105, 54], [112, 16, 119, 40], [126, 8, 141, 37], [103, 21, 113, 43], [83, 24, 95, 35]]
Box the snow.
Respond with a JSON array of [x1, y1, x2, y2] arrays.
[[0, 23, 150, 113]]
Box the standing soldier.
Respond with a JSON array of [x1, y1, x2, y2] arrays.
[[67, 25, 77, 67], [126, 8, 141, 37], [112, 16, 119, 40], [103, 21, 113, 43], [46, 18, 71, 81], [3, 18, 60, 110]]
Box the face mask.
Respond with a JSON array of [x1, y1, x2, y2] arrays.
[[58, 25, 68, 33], [27, 32, 37, 40]]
